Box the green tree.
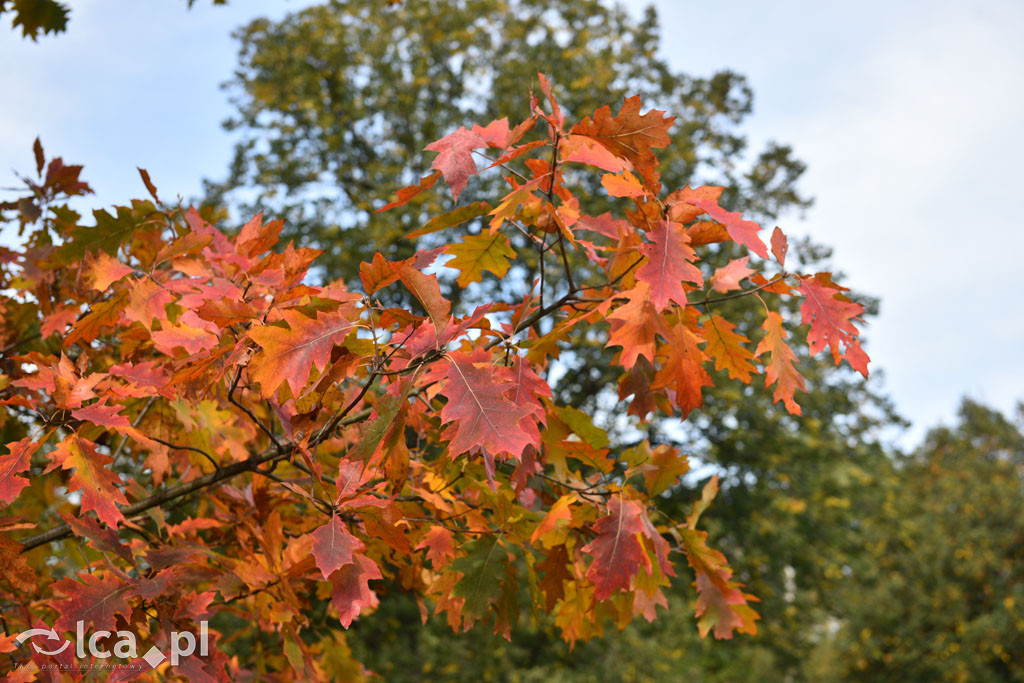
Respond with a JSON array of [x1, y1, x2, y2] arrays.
[[205, 0, 810, 282], [205, 2, 908, 679], [811, 400, 1024, 682]]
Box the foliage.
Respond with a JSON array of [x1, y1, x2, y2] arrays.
[[0, 0, 226, 40], [0, 76, 871, 679], [0, 0, 69, 40], [205, 0, 811, 281], [809, 400, 1024, 681]]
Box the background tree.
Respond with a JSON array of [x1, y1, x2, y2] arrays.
[[206, 0, 810, 281], [206, 1, 907, 679], [0, 71, 871, 678], [808, 400, 1024, 682]]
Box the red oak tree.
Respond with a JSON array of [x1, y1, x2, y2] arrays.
[[0, 77, 868, 680]]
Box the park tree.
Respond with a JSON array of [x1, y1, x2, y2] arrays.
[[807, 400, 1024, 681], [205, 0, 810, 281], [207, 2, 906, 679], [0, 75, 872, 680]]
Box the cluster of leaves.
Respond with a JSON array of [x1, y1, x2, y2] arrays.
[[0, 80, 869, 680], [0, 0, 68, 41], [1, 0, 226, 40], [207, 0, 811, 281]]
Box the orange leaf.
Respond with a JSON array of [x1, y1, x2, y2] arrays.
[[572, 95, 674, 187], [652, 320, 712, 417], [755, 312, 806, 415], [701, 314, 756, 383], [84, 250, 134, 291], [47, 434, 128, 527], [248, 307, 359, 398], [606, 282, 671, 369]]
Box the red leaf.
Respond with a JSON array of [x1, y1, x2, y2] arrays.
[[582, 497, 648, 600], [425, 127, 487, 202], [440, 350, 538, 461], [797, 276, 869, 376], [471, 118, 511, 148], [691, 199, 769, 259], [310, 516, 364, 579], [53, 571, 137, 634], [709, 257, 754, 293], [62, 512, 133, 563], [46, 434, 128, 527], [0, 437, 41, 505], [636, 220, 703, 310], [329, 554, 382, 628], [72, 399, 160, 451]]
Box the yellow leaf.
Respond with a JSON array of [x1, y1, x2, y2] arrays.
[[446, 232, 516, 287]]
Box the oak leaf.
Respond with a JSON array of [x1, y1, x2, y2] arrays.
[[46, 433, 128, 527], [652, 320, 712, 417], [582, 497, 649, 600], [310, 516, 364, 579], [247, 308, 358, 398], [425, 127, 487, 202], [636, 220, 703, 310], [797, 276, 869, 376], [446, 232, 516, 287], [755, 312, 806, 415], [572, 96, 674, 186], [689, 199, 769, 259], [701, 314, 756, 383], [329, 554, 382, 628], [53, 572, 137, 634], [0, 437, 42, 505], [84, 250, 134, 291], [710, 257, 754, 293], [440, 350, 537, 461]]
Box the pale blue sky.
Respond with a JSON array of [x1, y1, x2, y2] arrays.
[[2, 0, 1022, 444]]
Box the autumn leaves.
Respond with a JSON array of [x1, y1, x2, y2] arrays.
[[0, 76, 872, 673]]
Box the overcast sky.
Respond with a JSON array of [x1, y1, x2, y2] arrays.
[[2, 0, 1022, 445]]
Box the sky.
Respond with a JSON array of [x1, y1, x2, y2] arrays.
[[1, 0, 1022, 445]]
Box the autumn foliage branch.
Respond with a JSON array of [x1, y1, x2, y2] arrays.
[[0, 75, 870, 679]]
